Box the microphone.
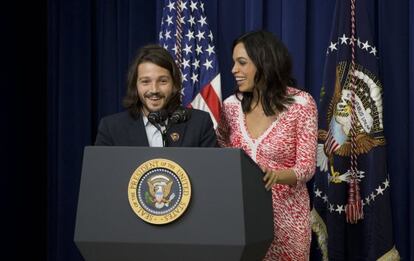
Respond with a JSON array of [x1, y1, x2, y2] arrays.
[[147, 110, 168, 126], [169, 107, 191, 124]]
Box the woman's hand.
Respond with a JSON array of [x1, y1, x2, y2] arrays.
[[261, 167, 279, 191]]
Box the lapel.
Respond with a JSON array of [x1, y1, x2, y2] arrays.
[[166, 122, 186, 147], [128, 114, 150, 146]]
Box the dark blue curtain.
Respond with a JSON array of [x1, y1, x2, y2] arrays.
[[48, 0, 413, 260]]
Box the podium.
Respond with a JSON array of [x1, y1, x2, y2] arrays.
[[74, 146, 274, 261]]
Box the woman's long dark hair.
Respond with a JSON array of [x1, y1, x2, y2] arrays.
[[233, 30, 297, 115], [122, 44, 182, 119]]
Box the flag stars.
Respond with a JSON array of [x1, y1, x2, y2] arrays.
[[196, 30, 205, 41], [159, 0, 221, 113], [326, 35, 378, 57], [167, 1, 175, 11], [370, 46, 377, 56], [329, 42, 338, 52], [166, 15, 173, 26], [203, 59, 213, 70], [191, 73, 199, 83], [190, 1, 197, 11], [376, 186, 385, 195], [182, 73, 188, 82], [195, 44, 203, 55], [182, 58, 190, 69], [206, 44, 215, 55], [172, 44, 178, 54], [357, 38, 362, 48], [179, 1, 188, 10], [362, 40, 371, 50], [185, 30, 195, 41], [198, 15, 207, 27], [208, 31, 214, 41], [183, 44, 192, 55], [356, 39, 377, 56], [192, 59, 200, 69], [336, 205, 345, 214], [164, 30, 172, 40], [188, 16, 196, 26], [314, 174, 391, 217], [339, 34, 349, 44]]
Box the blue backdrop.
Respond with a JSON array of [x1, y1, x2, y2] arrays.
[[48, 0, 413, 260]]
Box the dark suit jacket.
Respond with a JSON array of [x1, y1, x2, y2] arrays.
[[95, 109, 217, 147]]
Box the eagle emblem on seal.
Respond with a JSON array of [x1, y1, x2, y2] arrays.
[[146, 175, 176, 209]]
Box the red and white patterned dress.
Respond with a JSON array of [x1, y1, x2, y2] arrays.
[[216, 87, 318, 261]]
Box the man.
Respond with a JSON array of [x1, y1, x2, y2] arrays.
[[95, 44, 217, 147]]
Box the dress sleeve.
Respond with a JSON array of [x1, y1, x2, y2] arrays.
[[291, 95, 318, 185]]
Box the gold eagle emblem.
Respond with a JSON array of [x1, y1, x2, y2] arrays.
[[147, 175, 175, 209]]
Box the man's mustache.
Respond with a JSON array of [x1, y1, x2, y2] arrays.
[[144, 92, 165, 99]]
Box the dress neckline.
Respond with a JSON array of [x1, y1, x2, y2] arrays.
[[240, 105, 285, 143]]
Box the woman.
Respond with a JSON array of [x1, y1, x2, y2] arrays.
[[216, 30, 318, 260]]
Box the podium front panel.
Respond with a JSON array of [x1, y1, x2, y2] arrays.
[[74, 147, 273, 261]]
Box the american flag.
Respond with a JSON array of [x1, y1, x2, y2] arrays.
[[158, 0, 222, 128]]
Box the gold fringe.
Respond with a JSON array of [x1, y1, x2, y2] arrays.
[[377, 246, 400, 261], [311, 208, 329, 261]]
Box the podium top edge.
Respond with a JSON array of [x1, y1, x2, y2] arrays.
[[84, 146, 243, 152]]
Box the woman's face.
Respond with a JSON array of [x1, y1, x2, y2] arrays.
[[232, 42, 257, 92]]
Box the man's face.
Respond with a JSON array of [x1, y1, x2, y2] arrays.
[[136, 62, 175, 116]]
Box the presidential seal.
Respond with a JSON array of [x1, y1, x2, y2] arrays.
[[128, 158, 191, 225]]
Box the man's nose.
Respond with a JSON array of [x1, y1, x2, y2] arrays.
[[149, 82, 160, 92]]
